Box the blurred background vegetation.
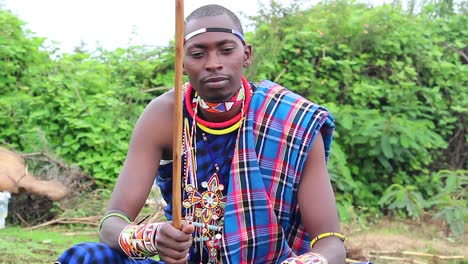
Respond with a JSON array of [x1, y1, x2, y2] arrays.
[[0, 0, 466, 239]]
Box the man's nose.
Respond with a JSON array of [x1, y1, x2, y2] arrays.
[[205, 53, 223, 71]]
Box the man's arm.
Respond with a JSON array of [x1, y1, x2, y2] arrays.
[[99, 93, 173, 249], [298, 132, 346, 264]]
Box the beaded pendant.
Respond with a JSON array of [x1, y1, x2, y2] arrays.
[[183, 173, 226, 263]]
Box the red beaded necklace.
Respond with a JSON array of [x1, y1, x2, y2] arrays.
[[184, 76, 252, 129]]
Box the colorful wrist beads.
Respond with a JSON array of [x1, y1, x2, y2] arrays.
[[118, 223, 161, 259], [282, 252, 329, 264]]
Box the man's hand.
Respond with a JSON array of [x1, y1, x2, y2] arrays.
[[281, 252, 328, 264], [156, 221, 195, 264]]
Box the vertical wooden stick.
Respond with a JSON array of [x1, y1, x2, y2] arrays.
[[172, 0, 184, 230]]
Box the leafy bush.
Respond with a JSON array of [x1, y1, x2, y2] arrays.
[[0, 1, 466, 233], [1, 8, 173, 183], [378, 184, 425, 219], [426, 170, 467, 237], [246, 1, 466, 224]]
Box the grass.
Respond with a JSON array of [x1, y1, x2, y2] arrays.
[[0, 188, 163, 264], [0, 226, 98, 263]]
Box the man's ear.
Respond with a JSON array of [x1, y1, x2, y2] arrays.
[[183, 64, 187, 75], [243, 44, 252, 68]]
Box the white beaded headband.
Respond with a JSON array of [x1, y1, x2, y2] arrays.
[[184, 27, 245, 45]]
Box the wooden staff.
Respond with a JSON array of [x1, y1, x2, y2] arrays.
[[172, 0, 184, 230]]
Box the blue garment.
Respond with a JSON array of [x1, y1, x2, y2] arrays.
[[156, 123, 237, 220], [55, 242, 162, 264]]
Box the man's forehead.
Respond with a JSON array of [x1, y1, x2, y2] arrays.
[[184, 14, 244, 46]]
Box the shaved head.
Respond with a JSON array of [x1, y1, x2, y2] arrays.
[[185, 4, 244, 34]]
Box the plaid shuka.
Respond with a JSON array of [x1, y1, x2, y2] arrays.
[[220, 80, 335, 263]]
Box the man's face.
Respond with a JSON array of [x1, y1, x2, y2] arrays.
[[183, 14, 252, 103]]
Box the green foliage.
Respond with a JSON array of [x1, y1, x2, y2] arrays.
[[0, 9, 52, 151], [0, 8, 173, 184], [0, 1, 466, 230], [30, 49, 162, 183], [378, 169, 467, 236], [426, 170, 467, 237], [247, 0, 466, 225], [0, 9, 49, 91], [378, 184, 425, 219]]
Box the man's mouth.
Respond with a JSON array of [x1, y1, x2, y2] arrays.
[[204, 76, 228, 83], [203, 76, 229, 88]]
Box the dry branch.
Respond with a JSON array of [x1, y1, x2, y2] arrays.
[[370, 255, 426, 264], [14, 212, 30, 226], [274, 68, 287, 83], [21, 152, 94, 182], [64, 231, 97, 236], [140, 86, 172, 93], [346, 258, 367, 263], [403, 251, 465, 259], [371, 250, 465, 260], [26, 216, 101, 230], [370, 250, 465, 264]]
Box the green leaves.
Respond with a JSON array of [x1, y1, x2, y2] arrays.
[[424, 170, 467, 237], [244, 1, 466, 225], [0, 7, 169, 185], [378, 184, 426, 219], [0, 1, 466, 230]]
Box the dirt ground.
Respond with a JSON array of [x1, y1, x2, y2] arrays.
[[344, 218, 466, 263]]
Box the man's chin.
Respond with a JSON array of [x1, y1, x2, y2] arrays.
[[202, 96, 227, 103], [197, 89, 230, 103]]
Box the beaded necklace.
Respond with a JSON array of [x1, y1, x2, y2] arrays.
[[198, 87, 245, 113], [184, 77, 252, 129], [182, 78, 252, 263]]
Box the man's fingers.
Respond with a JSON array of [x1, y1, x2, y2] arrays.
[[158, 248, 190, 264], [157, 236, 193, 252], [154, 221, 193, 263], [159, 222, 192, 242], [182, 222, 195, 235]]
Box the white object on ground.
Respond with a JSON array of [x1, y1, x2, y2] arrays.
[[0, 191, 11, 229]]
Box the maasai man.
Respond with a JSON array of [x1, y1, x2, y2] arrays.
[[56, 4, 355, 264]]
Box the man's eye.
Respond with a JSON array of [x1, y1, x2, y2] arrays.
[[190, 52, 204, 58], [221, 47, 234, 53]]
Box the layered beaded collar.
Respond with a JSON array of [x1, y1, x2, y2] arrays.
[[184, 76, 252, 130]]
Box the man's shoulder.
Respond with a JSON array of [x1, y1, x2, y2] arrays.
[[253, 80, 313, 103], [254, 80, 299, 95], [138, 90, 175, 131], [137, 90, 175, 151], [255, 79, 279, 90], [147, 89, 175, 112]]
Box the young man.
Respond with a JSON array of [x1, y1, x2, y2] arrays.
[[57, 4, 347, 264]]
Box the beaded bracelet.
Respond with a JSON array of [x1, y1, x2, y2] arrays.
[[282, 252, 328, 264], [98, 210, 132, 232], [118, 223, 162, 259], [310, 232, 346, 248]]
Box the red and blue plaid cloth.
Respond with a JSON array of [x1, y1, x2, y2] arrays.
[[220, 80, 335, 263]]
